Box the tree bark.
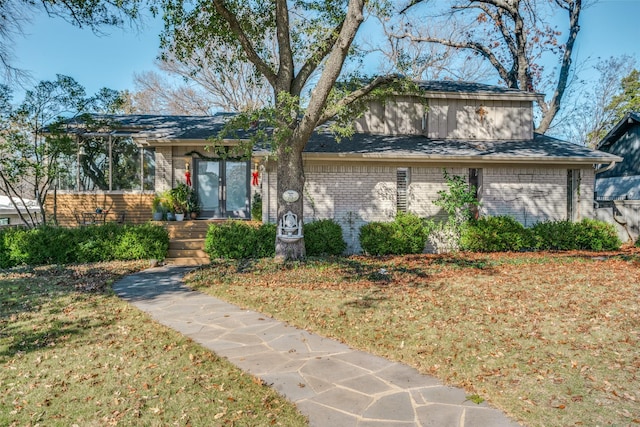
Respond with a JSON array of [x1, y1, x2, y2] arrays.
[[274, 142, 306, 261]]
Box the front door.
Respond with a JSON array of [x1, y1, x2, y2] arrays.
[[195, 159, 250, 218]]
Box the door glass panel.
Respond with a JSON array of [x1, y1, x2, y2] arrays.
[[226, 161, 248, 213], [197, 160, 219, 212]]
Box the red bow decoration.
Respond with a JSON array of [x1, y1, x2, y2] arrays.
[[185, 170, 192, 186], [252, 171, 259, 186]]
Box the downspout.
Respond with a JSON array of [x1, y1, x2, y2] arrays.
[[595, 160, 617, 175]]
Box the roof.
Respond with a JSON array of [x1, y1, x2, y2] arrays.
[[595, 175, 640, 200], [416, 81, 540, 101], [65, 113, 244, 141], [301, 132, 621, 165], [0, 196, 39, 215], [597, 111, 640, 149]]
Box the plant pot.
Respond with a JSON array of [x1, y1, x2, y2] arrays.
[[166, 212, 176, 221], [175, 213, 185, 221], [190, 212, 199, 220], [152, 211, 164, 221]]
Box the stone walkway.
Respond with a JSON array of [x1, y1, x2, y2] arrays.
[[112, 265, 522, 427]]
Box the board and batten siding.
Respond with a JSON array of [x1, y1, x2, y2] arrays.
[[427, 99, 532, 140], [354, 98, 533, 140]]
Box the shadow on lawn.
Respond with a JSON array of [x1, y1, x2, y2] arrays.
[[334, 254, 496, 287], [0, 263, 136, 359]]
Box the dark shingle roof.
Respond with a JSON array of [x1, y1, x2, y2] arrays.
[[302, 132, 620, 164], [597, 111, 640, 149], [66, 113, 243, 140], [416, 81, 534, 96]]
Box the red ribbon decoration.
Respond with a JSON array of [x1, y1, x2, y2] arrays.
[[185, 170, 192, 186], [252, 171, 259, 186]]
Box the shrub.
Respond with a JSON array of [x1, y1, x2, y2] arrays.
[[359, 222, 396, 255], [205, 221, 258, 259], [0, 223, 169, 268], [461, 216, 534, 252], [255, 223, 277, 258], [574, 218, 621, 251], [359, 213, 427, 255], [251, 192, 262, 221], [531, 220, 576, 250], [205, 221, 278, 259], [113, 223, 170, 261], [304, 219, 346, 256]]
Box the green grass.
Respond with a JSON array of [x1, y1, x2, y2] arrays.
[[186, 251, 640, 427], [0, 262, 307, 427]]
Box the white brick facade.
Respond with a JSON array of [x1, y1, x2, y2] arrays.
[[263, 162, 598, 253]]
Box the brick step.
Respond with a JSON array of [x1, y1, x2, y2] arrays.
[[167, 248, 209, 259], [164, 256, 210, 266], [169, 239, 205, 250]]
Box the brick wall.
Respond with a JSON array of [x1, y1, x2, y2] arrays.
[[155, 147, 172, 192], [481, 167, 568, 226], [46, 193, 155, 226], [263, 162, 597, 253]]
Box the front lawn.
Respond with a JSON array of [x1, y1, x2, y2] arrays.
[[186, 251, 640, 427], [0, 262, 307, 426]]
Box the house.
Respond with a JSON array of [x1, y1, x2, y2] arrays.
[[261, 81, 621, 251], [595, 111, 640, 200], [594, 111, 640, 242], [48, 81, 621, 253], [0, 195, 41, 227]]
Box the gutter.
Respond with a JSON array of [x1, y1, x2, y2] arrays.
[[595, 160, 618, 175]]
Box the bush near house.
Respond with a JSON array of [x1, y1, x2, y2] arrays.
[[532, 218, 621, 251], [0, 223, 169, 268], [205, 219, 346, 259], [359, 212, 428, 255], [304, 219, 347, 256], [460, 216, 535, 252]]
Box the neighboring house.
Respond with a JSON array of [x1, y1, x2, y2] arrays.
[[0, 195, 41, 227], [595, 111, 640, 200], [48, 81, 620, 253], [594, 111, 640, 242]]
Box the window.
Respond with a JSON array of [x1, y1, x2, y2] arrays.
[[56, 136, 155, 192], [0, 218, 9, 226], [397, 168, 410, 212]]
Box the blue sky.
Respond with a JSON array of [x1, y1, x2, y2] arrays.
[[12, 0, 640, 98]]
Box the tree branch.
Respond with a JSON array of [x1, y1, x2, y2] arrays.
[[292, 20, 345, 97], [293, 0, 365, 146], [317, 75, 400, 125], [212, 0, 278, 87]]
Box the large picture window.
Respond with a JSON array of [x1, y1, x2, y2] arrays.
[[56, 136, 155, 192]]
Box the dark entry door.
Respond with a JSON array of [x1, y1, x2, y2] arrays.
[[195, 159, 250, 218]]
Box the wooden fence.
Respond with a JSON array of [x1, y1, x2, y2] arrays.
[[595, 200, 640, 243]]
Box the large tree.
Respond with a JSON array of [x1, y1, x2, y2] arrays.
[[560, 56, 637, 147], [161, 0, 397, 260], [398, 0, 586, 134], [0, 75, 124, 227]]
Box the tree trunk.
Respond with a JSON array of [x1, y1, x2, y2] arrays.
[[274, 142, 306, 261]]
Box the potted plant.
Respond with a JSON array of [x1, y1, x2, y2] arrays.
[[187, 188, 201, 219], [152, 194, 166, 221], [170, 183, 189, 221]]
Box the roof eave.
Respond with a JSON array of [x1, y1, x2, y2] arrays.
[[301, 152, 622, 165]]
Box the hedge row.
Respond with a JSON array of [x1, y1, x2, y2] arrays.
[[0, 223, 169, 268], [204, 219, 346, 259], [359, 214, 621, 255], [462, 217, 621, 252]]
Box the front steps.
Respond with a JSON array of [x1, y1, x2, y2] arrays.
[[160, 221, 213, 266]]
